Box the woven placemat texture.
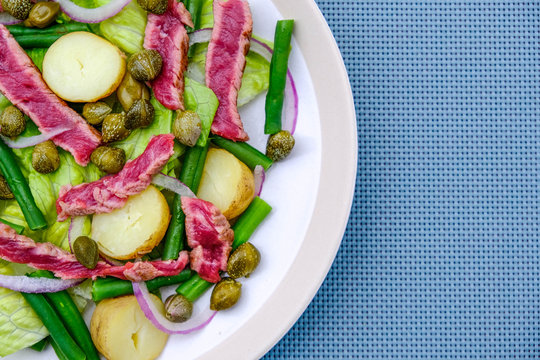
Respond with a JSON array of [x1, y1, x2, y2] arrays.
[[264, 1, 540, 359]]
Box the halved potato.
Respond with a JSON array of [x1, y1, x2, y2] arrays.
[[90, 295, 168, 360], [42, 32, 126, 102], [197, 148, 255, 219], [91, 185, 170, 260]]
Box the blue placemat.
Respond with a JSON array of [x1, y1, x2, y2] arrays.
[[265, 1, 540, 359]]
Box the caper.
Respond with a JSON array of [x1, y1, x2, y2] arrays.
[[82, 102, 112, 126], [0, 174, 13, 200], [1, 0, 32, 20], [23, 2, 60, 28], [128, 50, 163, 82], [172, 110, 201, 147], [90, 146, 126, 174], [101, 113, 130, 143], [0, 106, 26, 137], [117, 72, 150, 111], [136, 0, 167, 15], [125, 99, 154, 130], [227, 243, 261, 279], [266, 130, 295, 162], [164, 294, 193, 323], [32, 140, 59, 174], [210, 278, 242, 311], [73, 236, 99, 269]]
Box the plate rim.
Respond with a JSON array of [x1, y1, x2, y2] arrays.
[[200, 0, 358, 358]]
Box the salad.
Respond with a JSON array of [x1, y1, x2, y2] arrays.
[[0, 0, 298, 358]]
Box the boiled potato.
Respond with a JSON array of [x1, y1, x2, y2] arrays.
[[90, 295, 168, 360], [43, 32, 126, 102], [197, 148, 255, 219], [91, 185, 170, 260]]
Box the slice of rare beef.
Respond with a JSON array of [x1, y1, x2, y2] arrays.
[[182, 197, 234, 283], [0, 223, 189, 281], [0, 25, 101, 166], [144, 0, 193, 110], [56, 134, 175, 221], [206, 0, 252, 142]]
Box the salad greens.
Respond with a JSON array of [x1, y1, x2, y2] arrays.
[[0, 0, 276, 355]]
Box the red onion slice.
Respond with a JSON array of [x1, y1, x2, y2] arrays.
[[0, 12, 22, 25], [152, 173, 196, 198], [51, 0, 131, 23], [253, 165, 265, 197], [132, 281, 218, 334], [0, 126, 71, 149], [189, 29, 299, 135], [68, 216, 85, 253], [0, 274, 82, 293]]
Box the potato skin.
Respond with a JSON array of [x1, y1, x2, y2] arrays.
[[197, 148, 255, 219], [91, 185, 170, 260], [91, 295, 168, 360]]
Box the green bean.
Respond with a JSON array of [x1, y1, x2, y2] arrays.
[[176, 197, 272, 301], [176, 273, 213, 302], [0, 139, 47, 230], [20, 292, 85, 360], [231, 197, 272, 249], [183, 0, 203, 33], [211, 135, 273, 171], [49, 336, 69, 360], [0, 218, 24, 234], [29, 271, 99, 360], [162, 144, 208, 260], [92, 269, 193, 302], [29, 337, 48, 352], [6, 22, 90, 36], [264, 20, 294, 135]]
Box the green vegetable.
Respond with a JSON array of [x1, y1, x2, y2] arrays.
[[30, 337, 48, 352], [7, 22, 91, 48], [264, 20, 294, 135], [231, 197, 272, 249], [0, 138, 46, 231], [188, 42, 271, 107], [177, 197, 271, 300], [49, 337, 69, 360], [183, 0, 203, 32], [96, 0, 147, 54], [20, 292, 85, 360], [25, 48, 47, 71], [29, 271, 99, 360], [0, 262, 48, 357], [91, 269, 193, 302], [0, 218, 24, 234], [211, 135, 273, 171], [176, 273, 213, 302], [184, 77, 218, 147], [162, 144, 208, 260]]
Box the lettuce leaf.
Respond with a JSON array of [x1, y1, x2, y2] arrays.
[[97, 0, 147, 55], [0, 261, 48, 356], [187, 42, 271, 107], [184, 77, 218, 147], [199, 0, 214, 29], [114, 95, 184, 162]]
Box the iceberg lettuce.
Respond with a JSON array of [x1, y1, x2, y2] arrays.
[[184, 77, 218, 147]]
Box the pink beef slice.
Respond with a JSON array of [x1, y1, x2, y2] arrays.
[[0, 25, 101, 166], [206, 0, 252, 142], [0, 223, 189, 281], [144, 0, 193, 110], [56, 134, 175, 221], [182, 197, 234, 283]]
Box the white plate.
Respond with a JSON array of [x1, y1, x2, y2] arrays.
[[7, 0, 356, 359]]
